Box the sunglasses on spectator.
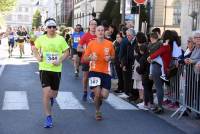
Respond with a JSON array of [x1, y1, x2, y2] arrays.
[[47, 26, 56, 29]]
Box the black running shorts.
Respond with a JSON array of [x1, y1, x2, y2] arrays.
[[39, 70, 61, 91]]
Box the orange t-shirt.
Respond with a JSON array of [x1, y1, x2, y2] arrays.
[[84, 39, 115, 75]]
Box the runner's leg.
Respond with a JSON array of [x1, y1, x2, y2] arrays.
[[42, 86, 52, 116], [94, 86, 102, 112]]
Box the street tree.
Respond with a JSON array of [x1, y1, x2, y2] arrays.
[[99, 0, 116, 24], [0, 0, 16, 12], [32, 10, 42, 28]]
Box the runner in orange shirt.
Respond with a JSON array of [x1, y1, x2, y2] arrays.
[[83, 26, 115, 120]]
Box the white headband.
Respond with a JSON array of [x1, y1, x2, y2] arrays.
[[45, 20, 56, 27]]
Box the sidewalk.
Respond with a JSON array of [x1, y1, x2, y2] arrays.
[[111, 79, 200, 134], [0, 38, 8, 72]]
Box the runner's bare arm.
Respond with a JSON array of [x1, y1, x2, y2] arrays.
[[60, 49, 70, 62], [53, 48, 70, 66], [77, 44, 84, 52], [32, 46, 42, 62]]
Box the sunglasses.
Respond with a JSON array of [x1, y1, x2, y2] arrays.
[[47, 26, 56, 29]]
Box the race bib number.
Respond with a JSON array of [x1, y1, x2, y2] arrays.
[[89, 77, 101, 87], [9, 35, 14, 39], [46, 52, 59, 64], [74, 37, 80, 43]]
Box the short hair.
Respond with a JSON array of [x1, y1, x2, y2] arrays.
[[150, 32, 159, 39], [136, 32, 147, 43], [89, 19, 98, 25], [117, 32, 123, 38], [126, 28, 136, 36], [193, 30, 200, 38], [76, 24, 81, 27], [152, 27, 161, 35]]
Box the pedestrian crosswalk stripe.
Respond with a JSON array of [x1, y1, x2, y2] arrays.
[[106, 93, 138, 110], [2, 91, 29, 110], [56, 91, 85, 110], [0, 59, 6, 77], [1, 91, 137, 111]]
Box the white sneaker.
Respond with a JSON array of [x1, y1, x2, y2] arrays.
[[160, 76, 169, 82], [117, 93, 129, 98], [137, 103, 149, 111]]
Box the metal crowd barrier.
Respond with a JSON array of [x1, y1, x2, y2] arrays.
[[164, 64, 200, 119]]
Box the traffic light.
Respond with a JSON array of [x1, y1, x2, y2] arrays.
[[131, 1, 139, 14]]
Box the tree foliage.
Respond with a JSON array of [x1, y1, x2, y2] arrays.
[[110, 1, 121, 26], [99, 0, 121, 26], [32, 10, 42, 28], [0, 0, 16, 12]]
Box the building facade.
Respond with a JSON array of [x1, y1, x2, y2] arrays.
[[181, 0, 200, 48], [60, 0, 73, 26], [73, 0, 108, 29], [151, 0, 181, 34], [46, 0, 62, 24], [3, 0, 34, 28]]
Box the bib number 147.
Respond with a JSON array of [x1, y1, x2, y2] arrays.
[[89, 77, 101, 87]]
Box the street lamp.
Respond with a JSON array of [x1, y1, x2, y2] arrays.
[[164, 0, 167, 31], [46, 10, 48, 19], [121, 0, 126, 24], [80, 0, 92, 29], [54, 0, 61, 23]]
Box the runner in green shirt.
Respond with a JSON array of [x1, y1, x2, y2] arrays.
[[33, 18, 69, 128]]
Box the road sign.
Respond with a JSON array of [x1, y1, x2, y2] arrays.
[[133, 0, 146, 4]]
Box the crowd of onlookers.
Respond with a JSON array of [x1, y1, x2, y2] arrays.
[[60, 20, 200, 114]]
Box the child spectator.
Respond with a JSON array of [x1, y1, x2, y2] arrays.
[[148, 32, 168, 81], [136, 44, 154, 110]]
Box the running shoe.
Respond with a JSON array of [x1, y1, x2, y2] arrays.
[[74, 69, 79, 77], [89, 92, 95, 102], [95, 111, 102, 121], [82, 92, 87, 102], [44, 115, 53, 128]]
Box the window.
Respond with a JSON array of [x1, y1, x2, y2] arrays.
[[188, 0, 200, 30], [25, 8, 29, 12], [173, 8, 181, 25], [18, 15, 22, 20], [6, 15, 12, 21], [19, 7, 22, 12], [24, 15, 29, 21]]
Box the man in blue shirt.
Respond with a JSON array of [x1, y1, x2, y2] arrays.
[[71, 24, 84, 77]]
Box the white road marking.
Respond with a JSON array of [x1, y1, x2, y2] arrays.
[[106, 93, 138, 110], [56, 91, 85, 110], [35, 71, 39, 75], [2, 91, 29, 110], [0, 59, 6, 77]]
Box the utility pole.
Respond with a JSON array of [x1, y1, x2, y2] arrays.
[[85, 0, 88, 29], [164, 0, 167, 31], [121, 0, 126, 24], [72, 0, 74, 27], [55, 3, 58, 22]]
